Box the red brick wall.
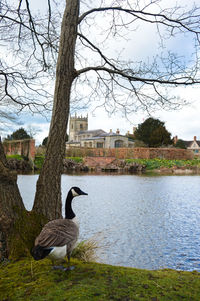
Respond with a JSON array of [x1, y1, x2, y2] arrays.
[[84, 157, 117, 168], [3, 139, 35, 160], [66, 147, 194, 160]]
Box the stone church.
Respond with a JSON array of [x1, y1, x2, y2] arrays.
[[66, 114, 134, 149]]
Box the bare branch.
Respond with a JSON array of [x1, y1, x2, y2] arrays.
[[76, 66, 200, 86]]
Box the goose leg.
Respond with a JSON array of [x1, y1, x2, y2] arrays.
[[51, 259, 66, 271], [66, 254, 75, 271]]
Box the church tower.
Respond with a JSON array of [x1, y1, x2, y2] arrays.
[[69, 113, 88, 141]]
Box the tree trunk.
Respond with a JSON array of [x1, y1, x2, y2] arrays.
[[0, 138, 48, 260], [33, 0, 80, 220], [0, 0, 80, 260], [0, 138, 24, 260]]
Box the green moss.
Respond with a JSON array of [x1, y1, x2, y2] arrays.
[[66, 156, 83, 163], [34, 155, 45, 169], [6, 154, 23, 160], [0, 258, 200, 300], [8, 210, 48, 261]]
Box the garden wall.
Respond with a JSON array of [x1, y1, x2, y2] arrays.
[[66, 147, 194, 160], [3, 139, 35, 160]]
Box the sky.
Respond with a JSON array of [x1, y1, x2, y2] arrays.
[[2, 0, 200, 145]]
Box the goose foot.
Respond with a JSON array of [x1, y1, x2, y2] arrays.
[[52, 265, 75, 271], [65, 266, 75, 271], [52, 265, 66, 271]]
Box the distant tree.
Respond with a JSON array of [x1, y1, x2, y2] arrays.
[[6, 128, 31, 140], [175, 139, 186, 149], [134, 118, 172, 147], [26, 125, 39, 139], [42, 137, 48, 147], [134, 140, 147, 148], [126, 133, 135, 140]]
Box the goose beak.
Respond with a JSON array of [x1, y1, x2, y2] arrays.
[[80, 190, 88, 195]]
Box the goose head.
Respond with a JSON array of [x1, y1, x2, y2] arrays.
[[65, 187, 88, 219], [71, 186, 88, 197]]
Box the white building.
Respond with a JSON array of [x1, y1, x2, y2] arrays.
[[67, 114, 134, 149]]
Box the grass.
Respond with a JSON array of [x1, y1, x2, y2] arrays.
[[34, 155, 44, 169], [66, 156, 83, 163], [1, 257, 200, 300], [6, 154, 23, 160], [72, 239, 99, 262], [125, 158, 200, 170]]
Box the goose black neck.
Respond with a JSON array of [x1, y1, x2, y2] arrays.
[[65, 190, 75, 219]]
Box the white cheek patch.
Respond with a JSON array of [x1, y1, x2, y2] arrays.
[[71, 189, 79, 197]]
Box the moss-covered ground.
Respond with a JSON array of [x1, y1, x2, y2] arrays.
[[1, 258, 200, 300]]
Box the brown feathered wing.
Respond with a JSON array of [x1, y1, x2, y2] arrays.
[[35, 219, 79, 248]]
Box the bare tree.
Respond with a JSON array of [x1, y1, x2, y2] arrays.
[[0, 0, 200, 259]]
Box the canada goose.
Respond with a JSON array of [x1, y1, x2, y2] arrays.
[[31, 186, 88, 270]]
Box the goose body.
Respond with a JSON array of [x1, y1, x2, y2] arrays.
[[31, 187, 88, 269]]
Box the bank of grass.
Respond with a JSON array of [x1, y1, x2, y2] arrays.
[[125, 158, 200, 170], [1, 257, 200, 300], [7, 155, 200, 172]]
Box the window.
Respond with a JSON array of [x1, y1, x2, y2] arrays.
[[97, 142, 103, 148], [115, 140, 123, 148], [80, 124, 83, 129]]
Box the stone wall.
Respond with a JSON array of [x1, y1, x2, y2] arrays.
[[66, 147, 194, 160], [3, 139, 35, 160]]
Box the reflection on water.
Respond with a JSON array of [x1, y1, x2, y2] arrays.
[[17, 174, 200, 271]]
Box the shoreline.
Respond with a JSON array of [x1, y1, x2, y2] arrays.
[[7, 156, 200, 175]]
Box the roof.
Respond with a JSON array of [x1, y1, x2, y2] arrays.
[[183, 140, 200, 147], [98, 132, 123, 137], [78, 129, 106, 136], [66, 141, 80, 144], [81, 137, 105, 141]]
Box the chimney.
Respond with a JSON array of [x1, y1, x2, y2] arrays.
[[133, 127, 137, 134], [173, 135, 178, 144], [194, 136, 197, 141], [116, 129, 120, 134]]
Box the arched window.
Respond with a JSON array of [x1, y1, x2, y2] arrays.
[[115, 140, 123, 148]]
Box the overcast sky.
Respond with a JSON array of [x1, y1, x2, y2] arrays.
[[2, 0, 200, 144]]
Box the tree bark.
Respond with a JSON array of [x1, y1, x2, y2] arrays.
[[0, 138, 48, 260], [33, 0, 80, 220], [0, 138, 25, 260]]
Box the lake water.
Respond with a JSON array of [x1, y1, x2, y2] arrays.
[[17, 174, 200, 271]]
